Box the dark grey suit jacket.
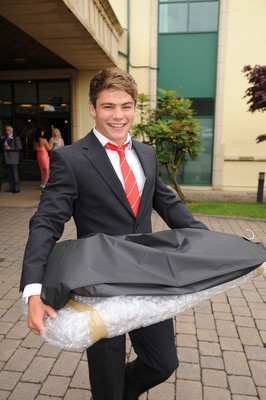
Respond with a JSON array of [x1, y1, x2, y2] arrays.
[[20, 131, 207, 291], [2, 136, 22, 165]]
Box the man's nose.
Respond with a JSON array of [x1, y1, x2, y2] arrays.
[[112, 108, 123, 119]]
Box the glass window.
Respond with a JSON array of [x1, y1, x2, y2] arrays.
[[159, 3, 188, 33], [189, 2, 219, 32], [0, 83, 12, 103], [39, 81, 70, 104], [14, 82, 37, 103], [190, 98, 215, 116], [180, 117, 213, 184]]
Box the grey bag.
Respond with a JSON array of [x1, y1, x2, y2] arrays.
[[41, 228, 266, 309]]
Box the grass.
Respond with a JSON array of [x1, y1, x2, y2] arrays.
[[186, 201, 266, 219]]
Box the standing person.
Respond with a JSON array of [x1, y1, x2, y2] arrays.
[[21, 68, 208, 400], [49, 127, 64, 150], [35, 128, 53, 191], [2, 125, 22, 193]]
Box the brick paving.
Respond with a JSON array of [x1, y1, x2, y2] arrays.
[[0, 186, 266, 399]]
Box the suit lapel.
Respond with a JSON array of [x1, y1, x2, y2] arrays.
[[81, 132, 134, 216]]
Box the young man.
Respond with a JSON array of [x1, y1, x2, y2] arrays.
[[21, 68, 207, 400]]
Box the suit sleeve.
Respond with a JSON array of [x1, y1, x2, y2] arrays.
[[152, 153, 208, 230], [20, 149, 78, 291]]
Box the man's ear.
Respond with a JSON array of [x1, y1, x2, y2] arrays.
[[89, 102, 96, 118]]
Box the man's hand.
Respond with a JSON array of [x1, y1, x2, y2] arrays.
[[28, 295, 57, 335]]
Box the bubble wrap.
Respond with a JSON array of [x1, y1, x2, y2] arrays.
[[40, 263, 266, 351]]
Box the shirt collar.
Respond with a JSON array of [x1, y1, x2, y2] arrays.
[[93, 128, 132, 149]]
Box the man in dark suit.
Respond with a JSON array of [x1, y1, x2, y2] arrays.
[[1, 125, 22, 193], [21, 68, 207, 400]]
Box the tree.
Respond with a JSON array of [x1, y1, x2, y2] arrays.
[[243, 65, 266, 143], [133, 89, 202, 202]]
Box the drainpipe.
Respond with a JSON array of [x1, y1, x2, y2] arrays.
[[118, 0, 130, 72]]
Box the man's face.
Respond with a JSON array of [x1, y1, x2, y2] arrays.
[[5, 126, 13, 136], [89, 89, 136, 146]]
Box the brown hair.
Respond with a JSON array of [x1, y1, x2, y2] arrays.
[[89, 68, 138, 107]]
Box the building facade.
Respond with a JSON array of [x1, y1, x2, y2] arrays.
[[0, 0, 266, 190]]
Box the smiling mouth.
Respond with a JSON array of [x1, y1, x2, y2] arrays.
[[108, 123, 126, 128]]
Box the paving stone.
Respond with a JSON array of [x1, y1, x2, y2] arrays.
[[196, 328, 218, 342], [4, 347, 37, 372], [242, 290, 263, 303], [244, 345, 266, 361], [6, 320, 29, 339], [0, 321, 13, 335], [251, 308, 266, 320], [176, 362, 200, 381], [0, 338, 21, 362], [21, 331, 44, 349], [214, 312, 233, 320], [212, 302, 231, 313], [21, 356, 55, 383], [226, 287, 243, 298], [199, 341, 221, 357], [195, 313, 215, 329], [219, 337, 243, 351], [177, 347, 199, 363], [7, 382, 41, 400], [36, 396, 61, 400], [228, 297, 247, 306], [51, 351, 82, 376], [200, 356, 224, 370], [202, 369, 227, 388], [0, 390, 10, 400], [64, 388, 92, 400], [176, 334, 197, 348], [232, 396, 259, 400], [193, 300, 212, 314], [238, 327, 263, 346], [216, 320, 238, 338], [231, 306, 251, 317], [176, 314, 194, 324], [175, 380, 202, 400], [40, 376, 71, 397], [0, 371, 22, 390], [249, 360, 266, 386], [70, 360, 90, 389], [234, 315, 255, 327], [204, 386, 231, 400], [147, 382, 175, 400], [223, 351, 250, 375], [228, 376, 257, 396], [211, 293, 228, 303], [257, 387, 266, 400], [0, 306, 22, 323], [37, 343, 62, 358], [176, 322, 196, 335], [255, 319, 266, 330]]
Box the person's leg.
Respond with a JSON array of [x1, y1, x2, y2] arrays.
[[124, 319, 178, 399], [6, 165, 14, 191], [43, 167, 50, 186], [86, 335, 126, 400], [12, 164, 20, 192]]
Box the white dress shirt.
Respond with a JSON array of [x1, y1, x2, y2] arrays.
[[23, 129, 146, 303]]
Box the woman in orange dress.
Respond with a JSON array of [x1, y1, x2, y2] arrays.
[[35, 128, 53, 190]]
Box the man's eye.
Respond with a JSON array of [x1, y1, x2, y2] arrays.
[[123, 106, 132, 110], [103, 106, 112, 110]]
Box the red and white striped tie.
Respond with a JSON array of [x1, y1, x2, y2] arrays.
[[105, 142, 140, 217]]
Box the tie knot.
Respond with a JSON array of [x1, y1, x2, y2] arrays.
[[104, 142, 128, 152], [105, 142, 128, 155]]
